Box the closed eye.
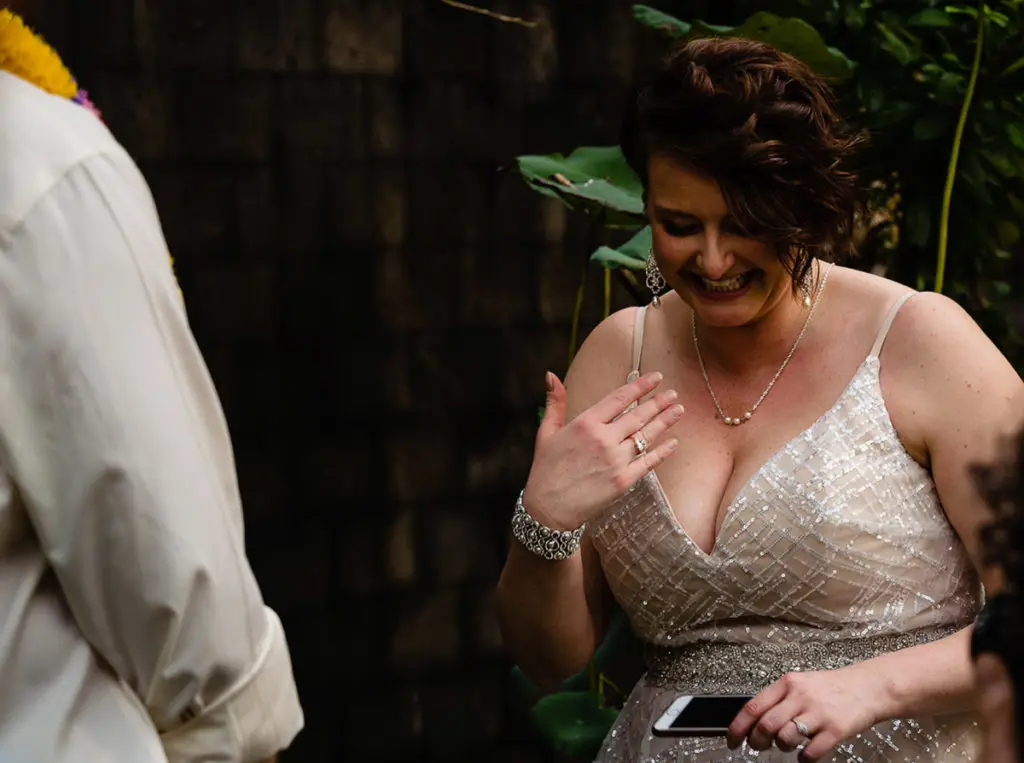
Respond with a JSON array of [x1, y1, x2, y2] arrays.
[[663, 221, 702, 237]]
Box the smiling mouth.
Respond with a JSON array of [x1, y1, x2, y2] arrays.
[[690, 270, 760, 293]]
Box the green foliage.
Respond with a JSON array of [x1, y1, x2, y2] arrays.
[[529, 693, 621, 759], [515, 147, 645, 228], [515, 0, 1024, 372], [591, 226, 651, 271], [633, 7, 856, 81]]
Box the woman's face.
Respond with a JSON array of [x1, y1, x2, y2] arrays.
[[645, 154, 796, 328]]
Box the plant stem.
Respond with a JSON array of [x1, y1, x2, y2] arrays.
[[936, 0, 986, 294], [603, 268, 612, 318], [438, 0, 540, 27], [615, 269, 645, 305], [568, 265, 588, 367]]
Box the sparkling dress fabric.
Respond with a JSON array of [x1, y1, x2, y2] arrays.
[[588, 308, 982, 763]]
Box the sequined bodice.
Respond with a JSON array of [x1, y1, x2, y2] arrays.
[[591, 355, 980, 649], [589, 301, 982, 763]]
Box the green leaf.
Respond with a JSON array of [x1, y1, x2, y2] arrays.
[[875, 21, 917, 65], [688, 12, 856, 82], [657, 10, 855, 82], [905, 198, 932, 247], [997, 220, 1021, 246], [529, 692, 620, 759], [980, 149, 1019, 178], [867, 100, 918, 128], [1007, 123, 1024, 151], [1003, 56, 1024, 76], [984, 8, 1011, 26], [913, 110, 949, 139], [515, 147, 646, 227], [631, 4, 691, 37], [909, 8, 954, 26], [946, 5, 979, 18], [591, 227, 651, 271]]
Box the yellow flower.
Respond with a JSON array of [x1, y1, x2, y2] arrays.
[[0, 10, 77, 99]]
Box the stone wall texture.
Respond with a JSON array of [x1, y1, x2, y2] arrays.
[[21, 0, 730, 760]]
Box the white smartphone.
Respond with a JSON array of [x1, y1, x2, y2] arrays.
[[651, 694, 752, 737]]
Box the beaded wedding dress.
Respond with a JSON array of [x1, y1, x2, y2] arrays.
[[589, 296, 982, 763]]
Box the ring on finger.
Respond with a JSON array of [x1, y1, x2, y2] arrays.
[[792, 719, 811, 738], [631, 432, 648, 456]]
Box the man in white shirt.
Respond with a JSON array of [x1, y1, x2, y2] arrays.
[[0, 37, 303, 763]]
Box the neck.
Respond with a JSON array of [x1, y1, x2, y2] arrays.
[[693, 272, 819, 377]]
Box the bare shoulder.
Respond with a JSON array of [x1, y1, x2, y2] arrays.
[[563, 307, 641, 421], [885, 291, 1015, 378], [823, 267, 910, 345], [881, 290, 1021, 460]]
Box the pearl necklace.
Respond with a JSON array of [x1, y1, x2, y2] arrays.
[[692, 262, 834, 426]]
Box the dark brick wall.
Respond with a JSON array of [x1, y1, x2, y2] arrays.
[[21, 1, 699, 760]]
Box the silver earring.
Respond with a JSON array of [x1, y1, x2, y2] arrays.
[[800, 277, 812, 308], [646, 245, 666, 307]]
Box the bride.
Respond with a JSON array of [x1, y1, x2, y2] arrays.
[[497, 37, 1021, 763]]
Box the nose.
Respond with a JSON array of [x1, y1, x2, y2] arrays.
[[699, 230, 735, 279]]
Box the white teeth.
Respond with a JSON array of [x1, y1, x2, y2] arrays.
[[700, 273, 749, 292]]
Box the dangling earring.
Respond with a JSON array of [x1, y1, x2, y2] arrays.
[[796, 250, 813, 308], [646, 245, 667, 307]]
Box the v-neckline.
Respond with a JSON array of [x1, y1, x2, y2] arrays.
[[647, 355, 880, 560]]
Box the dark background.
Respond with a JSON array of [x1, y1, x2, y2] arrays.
[[16, 0, 744, 760]]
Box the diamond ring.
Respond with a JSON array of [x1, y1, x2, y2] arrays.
[[792, 719, 811, 738], [631, 432, 647, 456]]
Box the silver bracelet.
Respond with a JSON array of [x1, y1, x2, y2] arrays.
[[510, 490, 585, 561]]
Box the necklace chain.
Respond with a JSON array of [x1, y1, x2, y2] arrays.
[[692, 262, 834, 426]]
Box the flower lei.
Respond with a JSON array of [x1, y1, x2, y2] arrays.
[[0, 10, 102, 119], [0, 10, 180, 292]]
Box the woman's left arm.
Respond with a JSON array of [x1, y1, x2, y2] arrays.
[[864, 292, 1022, 717], [729, 292, 1023, 760]]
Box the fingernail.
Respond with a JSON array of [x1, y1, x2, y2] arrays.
[[666, 438, 679, 451], [545, 371, 554, 392], [665, 390, 678, 402], [672, 404, 685, 418], [648, 372, 663, 385]]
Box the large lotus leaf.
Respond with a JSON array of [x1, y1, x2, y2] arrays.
[[591, 226, 651, 272], [632, 6, 855, 83], [693, 12, 855, 82], [632, 4, 691, 37], [515, 146, 646, 227], [529, 691, 621, 759]]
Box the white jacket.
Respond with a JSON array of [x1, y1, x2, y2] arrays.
[[0, 70, 303, 762]]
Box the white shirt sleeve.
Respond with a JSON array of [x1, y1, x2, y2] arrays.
[[0, 150, 303, 762]]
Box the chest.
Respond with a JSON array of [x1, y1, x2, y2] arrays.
[[650, 352, 876, 555]]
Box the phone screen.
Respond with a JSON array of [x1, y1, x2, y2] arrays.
[[669, 696, 749, 729]]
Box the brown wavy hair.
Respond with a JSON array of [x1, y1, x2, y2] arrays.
[[621, 37, 863, 291]]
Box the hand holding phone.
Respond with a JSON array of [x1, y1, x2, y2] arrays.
[[652, 694, 753, 737]]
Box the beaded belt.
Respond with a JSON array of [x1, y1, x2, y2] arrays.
[[644, 626, 963, 694]]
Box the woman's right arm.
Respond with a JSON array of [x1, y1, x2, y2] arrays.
[[495, 313, 684, 690]]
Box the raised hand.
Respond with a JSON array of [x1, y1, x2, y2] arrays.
[[521, 370, 684, 531]]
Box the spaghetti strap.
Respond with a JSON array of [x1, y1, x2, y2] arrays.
[[627, 305, 648, 382], [869, 292, 916, 357]]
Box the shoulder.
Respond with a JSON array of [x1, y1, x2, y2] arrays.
[[885, 290, 1011, 373], [563, 306, 643, 421], [882, 290, 1021, 458], [0, 72, 125, 237]]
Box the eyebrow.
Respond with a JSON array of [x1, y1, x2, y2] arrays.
[[653, 205, 699, 219], [654, 206, 739, 226]]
